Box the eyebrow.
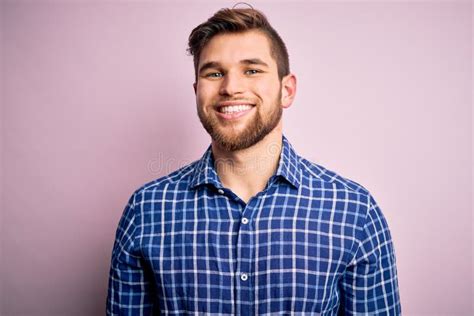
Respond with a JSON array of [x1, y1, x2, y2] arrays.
[[240, 58, 269, 67], [198, 61, 221, 75], [198, 58, 269, 75]]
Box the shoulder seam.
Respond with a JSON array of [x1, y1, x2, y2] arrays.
[[299, 158, 369, 196], [137, 160, 199, 192]]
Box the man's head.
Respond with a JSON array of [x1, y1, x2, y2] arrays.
[[188, 8, 296, 152], [188, 8, 290, 82]]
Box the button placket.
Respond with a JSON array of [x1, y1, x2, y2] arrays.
[[235, 196, 262, 315]]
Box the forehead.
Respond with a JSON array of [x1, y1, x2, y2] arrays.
[[199, 30, 276, 68]]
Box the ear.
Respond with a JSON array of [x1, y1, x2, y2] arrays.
[[193, 82, 197, 95], [280, 74, 297, 109]]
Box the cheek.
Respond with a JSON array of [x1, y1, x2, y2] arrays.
[[254, 80, 281, 101], [196, 83, 216, 103], [196, 86, 219, 115]]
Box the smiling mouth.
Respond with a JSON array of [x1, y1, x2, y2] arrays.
[[214, 103, 256, 121], [218, 104, 255, 113]]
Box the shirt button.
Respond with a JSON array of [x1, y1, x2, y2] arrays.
[[217, 189, 224, 194], [240, 273, 248, 281], [241, 217, 249, 224]]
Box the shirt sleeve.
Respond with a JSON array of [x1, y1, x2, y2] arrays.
[[106, 193, 156, 315], [339, 195, 402, 315]]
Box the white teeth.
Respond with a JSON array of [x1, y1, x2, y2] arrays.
[[219, 105, 253, 113]]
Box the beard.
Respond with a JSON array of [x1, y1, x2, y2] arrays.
[[197, 92, 283, 152]]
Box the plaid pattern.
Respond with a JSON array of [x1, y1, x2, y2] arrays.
[[107, 136, 401, 315]]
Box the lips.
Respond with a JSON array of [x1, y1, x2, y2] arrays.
[[215, 101, 255, 120], [216, 101, 255, 112], [218, 104, 253, 113]]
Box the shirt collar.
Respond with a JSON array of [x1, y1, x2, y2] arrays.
[[189, 135, 301, 190], [188, 144, 223, 190], [275, 135, 302, 189]]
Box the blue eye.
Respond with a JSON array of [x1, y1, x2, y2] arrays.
[[206, 72, 223, 78], [245, 69, 261, 75]]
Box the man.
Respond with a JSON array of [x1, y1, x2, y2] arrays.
[[107, 7, 401, 315]]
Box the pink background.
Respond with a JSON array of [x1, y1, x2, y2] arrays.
[[1, 1, 472, 315]]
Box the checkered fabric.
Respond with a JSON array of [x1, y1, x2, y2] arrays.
[[107, 135, 401, 315]]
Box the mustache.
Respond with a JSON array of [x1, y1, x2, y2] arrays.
[[213, 98, 257, 105]]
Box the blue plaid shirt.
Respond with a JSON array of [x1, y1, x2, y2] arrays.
[[107, 136, 401, 315]]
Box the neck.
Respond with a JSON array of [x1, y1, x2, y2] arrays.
[[211, 124, 283, 202]]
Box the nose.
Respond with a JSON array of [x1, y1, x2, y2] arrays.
[[219, 72, 244, 96]]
